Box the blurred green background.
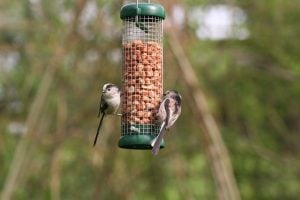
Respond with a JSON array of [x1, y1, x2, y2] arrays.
[[1, 0, 300, 199]]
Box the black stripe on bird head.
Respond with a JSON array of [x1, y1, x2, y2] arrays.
[[102, 83, 117, 93], [164, 90, 182, 105], [174, 94, 182, 105]]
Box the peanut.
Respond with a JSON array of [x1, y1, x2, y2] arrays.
[[122, 40, 163, 124]]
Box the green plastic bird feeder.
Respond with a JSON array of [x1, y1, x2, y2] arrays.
[[119, 1, 166, 149]]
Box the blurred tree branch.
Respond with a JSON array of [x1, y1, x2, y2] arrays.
[[165, 21, 241, 200], [49, 89, 68, 200], [50, 149, 61, 200], [1, 1, 88, 199]]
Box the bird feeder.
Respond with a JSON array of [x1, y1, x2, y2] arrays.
[[118, 1, 165, 149]]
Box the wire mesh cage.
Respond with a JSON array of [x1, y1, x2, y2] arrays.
[[119, 2, 165, 149]]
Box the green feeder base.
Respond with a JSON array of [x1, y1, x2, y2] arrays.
[[119, 124, 165, 150]]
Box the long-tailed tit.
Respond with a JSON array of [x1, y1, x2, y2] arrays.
[[93, 83, 120, 146], [151, 90, 182, 155]]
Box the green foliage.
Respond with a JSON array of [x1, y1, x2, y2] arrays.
[[1, 0, 300, 199]]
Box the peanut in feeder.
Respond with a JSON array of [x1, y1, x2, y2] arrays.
[[118, 2, 165, 149]]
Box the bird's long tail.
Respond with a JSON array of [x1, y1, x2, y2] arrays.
[[93, 113, 105, 146], [151, 121, 166, 155]]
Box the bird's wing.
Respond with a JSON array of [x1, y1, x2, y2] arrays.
[[164, 98, 171, 127], [151, 99, 170, 155], [156, 98, 168, 122], [165, 99, 181, 129], [98, 96, 108, 117]]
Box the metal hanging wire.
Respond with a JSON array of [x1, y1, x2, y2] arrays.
[[122, 0, 150, 6], [135, 0, 151, 23], [136, 0, 151, 5]]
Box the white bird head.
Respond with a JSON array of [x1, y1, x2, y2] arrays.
[[164, 90, 182, 104], [102, 83, 120, 97]]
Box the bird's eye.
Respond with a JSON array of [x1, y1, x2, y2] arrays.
[[107, 88, 111, 91]]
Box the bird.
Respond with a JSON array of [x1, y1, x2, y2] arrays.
[[136, 22, 149, 33], [93, 83, 120, 146], [151, 90, 182, 155]]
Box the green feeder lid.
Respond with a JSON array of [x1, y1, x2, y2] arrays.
[[120, 3, 165, 19], [119, 124, 165, 150], [119, 134, 165, 150]]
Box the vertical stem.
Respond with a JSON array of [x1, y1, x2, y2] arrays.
[[50, 149, 61, 200], [50, 89, 67, 200]]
